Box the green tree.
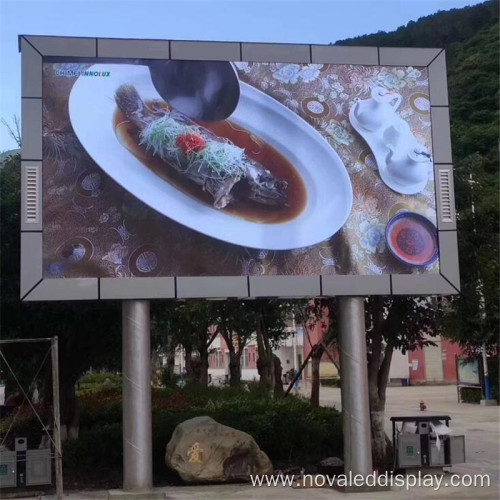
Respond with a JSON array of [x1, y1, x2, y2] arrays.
[[252, 300, 293, 394], [293, 300, 338, 407], [306, 297, 437, 470], [364, 297, 437, 470], [153, 300, 220, 386], [152, 299, 296, 390], [439, 21, 499, 354], [215, 300, 258, 386]]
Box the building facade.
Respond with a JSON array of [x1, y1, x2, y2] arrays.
[[172, 328, 465, 386], [408, 336, 464, 384]]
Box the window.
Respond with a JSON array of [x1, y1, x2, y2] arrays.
[[216, 349, 223, 368], [242, 348, 250, 368]]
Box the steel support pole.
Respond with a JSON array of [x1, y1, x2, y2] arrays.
[[50, 337, 63, 499], [292, 312, 298, 372], [338, 297, 373, 477], [122, 300, 153, 492], [481, 343, 492, 401]]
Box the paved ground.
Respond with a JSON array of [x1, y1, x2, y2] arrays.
[[32, 385, 500, 499], [299, 383, 500, 486]]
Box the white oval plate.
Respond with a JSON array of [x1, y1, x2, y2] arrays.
[[69, 64, 352, 250]]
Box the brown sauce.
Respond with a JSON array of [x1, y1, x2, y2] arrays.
[[113, 103, 307, 224]]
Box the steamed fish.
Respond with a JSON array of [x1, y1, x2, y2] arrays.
[[115, 85, 288, 209]]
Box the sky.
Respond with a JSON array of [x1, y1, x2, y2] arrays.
[[0, 0, 486, 150]]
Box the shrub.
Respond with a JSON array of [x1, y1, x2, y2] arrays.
[[321, 378, 340, 388], [63, 423, 123, 477], [459, 387, 482, 404], [65, 385, 343, 483], [79, 393, 122, 427], [79, 372, 122, 386], [77, 372, 122, 398]]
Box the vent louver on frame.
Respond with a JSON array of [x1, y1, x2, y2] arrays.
[[438, 168, 453, 223], [24, 166, 40, 224]]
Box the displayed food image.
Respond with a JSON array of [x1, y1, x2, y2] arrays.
[[43, 60, 438, 278], [114, 85, 305, 223]]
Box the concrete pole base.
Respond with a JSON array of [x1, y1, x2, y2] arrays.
[[480, 399, 497, 406], [332, 484, 392, 493], [108, 489, 166, 499]]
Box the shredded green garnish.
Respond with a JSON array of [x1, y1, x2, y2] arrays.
[[188, 141, 246, 180], [140, 115, 198, 161], [140, 115, 246, 180]]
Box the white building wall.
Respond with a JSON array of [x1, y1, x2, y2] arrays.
[[210, 336, 222, 349], [275, 346, 297, 373], [424, 338, 444, 382], [241, 369, 259, 381], [388, 348, 410, 381]]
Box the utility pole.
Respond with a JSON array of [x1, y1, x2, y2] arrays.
[[50, 337, 63, 499], [470, 174, 494, 405], [292, 311, 298, 373]]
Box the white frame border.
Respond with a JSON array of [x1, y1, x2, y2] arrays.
[[20, 36, 459, 300]]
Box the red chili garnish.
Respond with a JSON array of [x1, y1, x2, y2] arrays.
[[176, 133, 206, 154]]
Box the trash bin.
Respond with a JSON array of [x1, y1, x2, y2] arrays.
[[391, 415, 466, 471]]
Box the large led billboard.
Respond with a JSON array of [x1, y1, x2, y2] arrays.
[[20, 37, 459, 300]]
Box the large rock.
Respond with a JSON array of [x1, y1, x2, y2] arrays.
[[165, 416, 273, 483], [318, 456, 344, 475]]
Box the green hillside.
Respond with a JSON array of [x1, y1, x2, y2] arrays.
[[339, 1, 498, 52], [0, 148, 20, 163], [341, 1, 499, 349]]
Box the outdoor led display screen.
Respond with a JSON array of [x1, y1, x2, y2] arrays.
[[20, 37, 459, 300]]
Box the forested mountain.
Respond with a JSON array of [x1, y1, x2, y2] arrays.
[[0, 148, 20, 163], [339, 1, 497, 53], [340, 0, 499, 350]]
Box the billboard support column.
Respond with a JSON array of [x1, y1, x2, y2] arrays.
[[338, 297, 373, 477], [122, 300, 153, 492]]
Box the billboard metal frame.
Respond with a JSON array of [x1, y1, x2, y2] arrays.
[[20, 35, 459, 301]]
